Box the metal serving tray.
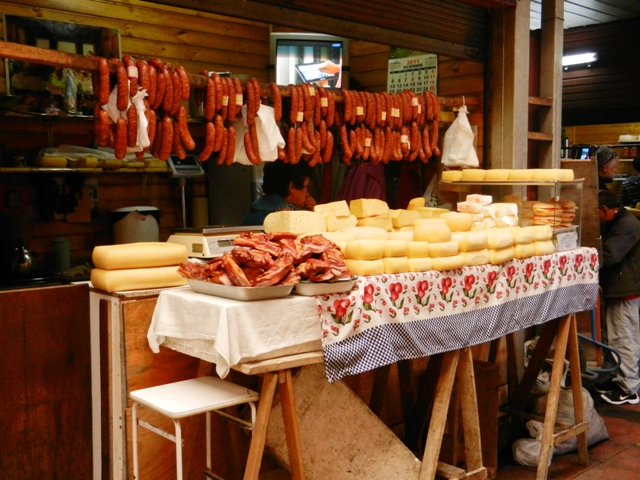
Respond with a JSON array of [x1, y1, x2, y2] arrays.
[[187, 278, 293, 301]]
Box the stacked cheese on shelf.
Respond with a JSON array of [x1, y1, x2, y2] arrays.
[[314, 200, 357, 232], [91, 242, 188, 292], [264, 210, 326, 234], [350, 198, 393, 231], [441, 168, 575, 182], [456, 194, 519, 230]]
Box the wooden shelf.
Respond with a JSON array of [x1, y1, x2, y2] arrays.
[[528, 132, 554, 141], [528, 96, 553, 107]]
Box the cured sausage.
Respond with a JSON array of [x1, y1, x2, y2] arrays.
[[122, 55, 138, 97], [136, 60, 150, 96], [270, 82, 282, 122], [213, 115, 225, 152], [289, 84, 298, 124], [319, 119, 327, 150], [158, 116, 173, 161], [362, 126, 372, 162], [198, 121, 215, 161], [425, 90, 434, 121], [322, 130, 333, 164], [294, 127, 303, 164], [147, 64, 157, 108], [116, 64, 128, 111], [194, 69, 208, 113], [216, 127, 228, 165], [170, 70, 182, 115], [98, 57, 110, 106], [153, 66, 166, 110], [251, 78, 261, 114], [287, 127, 296, 164], [219, 76, 229, 120], [151, 116, 163, 158], [204, 76, 216, 121], [313, 86, 322, 127], [342, 89, 352, 123], [277, 146, 286, 161], [317, 86, 328, 118], [246, 80, 256, 127], [115, 117, 127, 159], [95, 109, 111, 147], [161, 67, 173, 113], [301, 83, 312, 122], [326, 89, 335, 127], [127, 103, 138, 148], [146, 109, 157, 148], [225, 126, 236, 165], [249, 124, 261, 164], [176, 66, 190, 101], [226, 77, 236, 122], [244, 131, 260, 165], [172, 121, 187, 160], [301, 122, 316, 155], [233, 77, 243, 113], [148, 57, 163, 70], [212, 74, 223, 113], [177, 105, 196, 150], [340, 125, 352, 166], [422, 125, 432, 160]]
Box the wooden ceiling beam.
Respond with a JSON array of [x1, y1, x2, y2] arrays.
[[144, 0, 486, 61], [445, 0, 516, 11]]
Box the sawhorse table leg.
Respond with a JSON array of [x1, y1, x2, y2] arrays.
[[419, 347, 487, 480]]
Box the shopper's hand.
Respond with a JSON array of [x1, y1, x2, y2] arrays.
[[318, 60, 340, 75]]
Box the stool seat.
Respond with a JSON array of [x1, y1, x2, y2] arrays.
[[131, 376, 259, 418]]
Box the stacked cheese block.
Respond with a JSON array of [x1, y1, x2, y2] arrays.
[[442, 168, 575, 182], [456, 194, 519, 230], [91, 242, 188, 292]]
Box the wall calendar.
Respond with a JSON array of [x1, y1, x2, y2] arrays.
[[387, 54, 438, 94]]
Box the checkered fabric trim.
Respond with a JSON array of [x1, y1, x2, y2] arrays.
[[323, 282, 598, 383]]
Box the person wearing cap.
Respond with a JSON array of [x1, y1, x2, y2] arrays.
[[618, 156, 640, 207], [594, 189, 640, 405], [596, 146, 620, 190]]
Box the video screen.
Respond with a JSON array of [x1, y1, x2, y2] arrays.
[[275, 39, 344, 88]]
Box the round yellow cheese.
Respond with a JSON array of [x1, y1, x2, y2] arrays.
[[440, 212, 473, 232], [508, 169, 533, 181], [561, 169, 575, 181], [383, 256, 410, 274], [486, 229, 514, 249], [382, 240, 408, 257], [345, 258, 385, 276], [534, 240, 556, 256], [407, 241, 430, 258], [319, 232, 355, 244], [509, 227, 533, 244], [415, 207, 450, 219], [514, 243, 535, 259], [461, 169, 486, 181], [488, 246, 515, 265], [460, 249, 489, 266], [441, 170, 463, 182], [523, 225, 553, 241], [344, 239, 384, 260], [414, 218, 448, 226], [451, 231, 488, 252], [431, 255, 465, 272], [340, 226, 389, 240], [407, 197, 426, 210], [92, 242, 189, 270], [414, 223, 452, 242], [532, 169, 561, 181], [428, 241, 459, 258], [484, 169, 510, 181], [408, 257, 433, 272], [388, 230, 414, 241]]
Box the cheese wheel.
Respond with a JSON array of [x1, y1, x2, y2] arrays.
[[407, 197, 426, 210], [509, 227, 534, 244], [532, 169, 560, 181], [388, 231, 414, 241], [357, 215, 393, 232], [484, 169, 510, 181], [314, 200, 351, 217], [344, 239, 384, 260], [428, 241, 458, 258], [383, 256, 409, 274], [414, 223, 452, 242], [561, 169, 575, 181], [440, 212, 473, 232], [350, 198, 390, 218], [460, 249, 489, 266], [345, 258, 385, 276], [508, 169, 533, 181], [523, 225, 553, 241], [391, 209, 420, 228], [264, 211, 326, 234], [514, 243, 535, 259], [91, 266, 186, 292], [461, 169, 486, 181], [340, 226, 389, 240], [408, 257, 433, 272], [93, 242, 188, 270], [407, 241, 430, 258], [415, 207, 450, 219], [451, 231, 488, 252], [414, 218, 448, 226], [441, 170, 463, 182], [488, 246, 515, 265], [319, 232, 355, 244], [486, 229, 514, 249], [325, 214, 358, 232], [534, 240, 556, 256], [382, 240, 408, 257], [431, 255, 465, 272]]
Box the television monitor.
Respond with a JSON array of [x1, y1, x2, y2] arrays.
[[270, 32, 349, 89]]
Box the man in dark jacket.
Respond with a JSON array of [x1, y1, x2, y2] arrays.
[[596, 146, 619, 190], [594, 189, 640, 405], [619, 156, 640, 207]]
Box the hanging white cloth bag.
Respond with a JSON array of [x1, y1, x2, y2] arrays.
[[440, 104, 479, 168]]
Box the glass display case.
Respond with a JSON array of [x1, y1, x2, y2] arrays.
[[437, 178, 584, 248]]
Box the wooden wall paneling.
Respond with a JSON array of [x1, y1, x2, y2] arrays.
[[565, 123, 640, 146]]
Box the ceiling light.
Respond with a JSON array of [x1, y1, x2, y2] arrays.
[[562, 52, 597, 67]]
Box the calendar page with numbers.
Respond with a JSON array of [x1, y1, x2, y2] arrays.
[[387, 54, 438, 94]]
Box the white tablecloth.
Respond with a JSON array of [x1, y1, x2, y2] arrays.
[[148, 289, 321, 378]]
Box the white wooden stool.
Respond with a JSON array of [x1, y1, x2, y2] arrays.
[[130, 376, 259, 480]]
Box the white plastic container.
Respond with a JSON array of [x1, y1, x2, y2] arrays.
[[110, 206, 160, 244]]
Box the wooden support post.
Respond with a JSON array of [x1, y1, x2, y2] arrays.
[[278, 370, 305, 480], [244, 373, 277, 480]]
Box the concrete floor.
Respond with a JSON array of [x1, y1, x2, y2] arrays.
[[497, 388, 640, 479]]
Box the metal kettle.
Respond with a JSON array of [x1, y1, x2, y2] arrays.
[[11, 238, 34, 276]]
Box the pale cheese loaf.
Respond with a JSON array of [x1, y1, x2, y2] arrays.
[[509, 227, 534, 244], [486, 229, 514, 249], [344, 239, 384, 260], [350, 198, 390, 218], [383, 256, 409, 274], [357, 214, 393, 232], [415, 207, 449, 219], [340, 226, 389, 240], [441, 170, 463, 182], [451, 231, 488, 252], [406, 197, 426, 210], [91, 266, 186, 292], [440, 212, 473, 232], [325, 214, 358, 232], [407, 241, 430, 258], [534, 240, 556, 256], [488, 246, 515, 265], [388, 231, 414, 241], [264, 211, 326, 234], [92, 242, 188, 270], [460, 169, 486, 181], [428, 241, 459, 258], [514, 243, 535, 259], [508, 169, 534, 181], [484, 169, 510, 181], [414, 218, 448, 226], [431, 255, 465, 271], [391, 209, 420, 228], [382, 240, 408, 257], [314, 200, 351, 217], [320, 231, 355, 244], [460, 249, 489, 266], [523, 225, 553, 241], [414, 223, 452, 243], [345, 259, 385, 276], [408, 257, 433, 272]]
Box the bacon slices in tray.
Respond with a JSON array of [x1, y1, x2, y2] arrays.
[[178, 232, 353, 287]]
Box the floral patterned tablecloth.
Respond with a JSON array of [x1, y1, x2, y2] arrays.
[[317, 247, 599, 383]]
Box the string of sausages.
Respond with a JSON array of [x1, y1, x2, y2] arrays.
[[92, 56, 443, 166]]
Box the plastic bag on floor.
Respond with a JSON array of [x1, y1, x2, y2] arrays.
[[512, 422, 553, 467]]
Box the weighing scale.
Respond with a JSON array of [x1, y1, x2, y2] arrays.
[[167, 154, 206, 228], [167, 225, 263, 258]]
